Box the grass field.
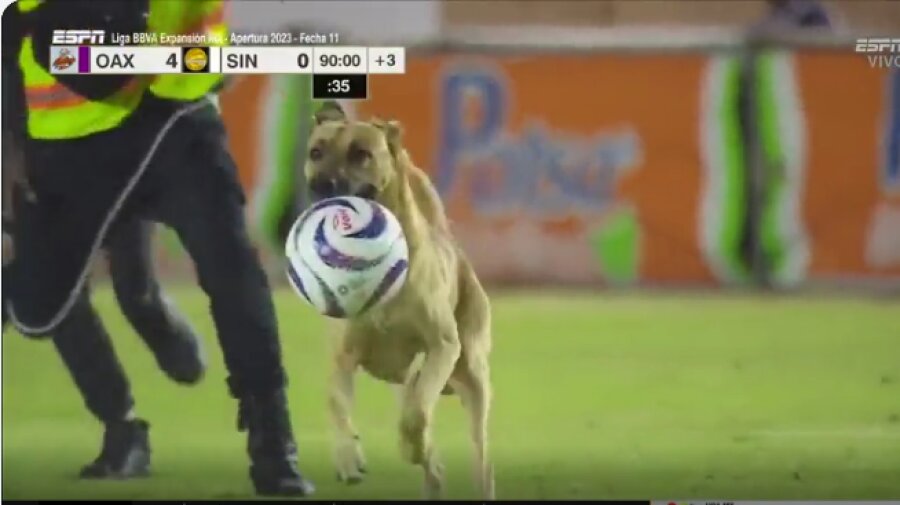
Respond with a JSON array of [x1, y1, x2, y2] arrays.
[[2, 286, 900, 500]]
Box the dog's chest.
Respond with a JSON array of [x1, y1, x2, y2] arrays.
[[350, 315, 425, 384], [347, 281, 430, 381], [347, 239, 456, 385]]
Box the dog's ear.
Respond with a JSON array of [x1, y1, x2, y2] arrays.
[[314, 100, 346, 125], [372, 119, 403, 155]]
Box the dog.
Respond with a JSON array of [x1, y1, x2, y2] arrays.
[[304, 101, 495, 500]]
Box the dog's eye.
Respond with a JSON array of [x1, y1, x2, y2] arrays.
[[347, 147, 371, 165], [309, 147, 323, 161]]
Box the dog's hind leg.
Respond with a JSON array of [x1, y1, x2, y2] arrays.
[[451, 263, 494, 499], [450, 347, 495, 500], [329, 347, 366, 484]]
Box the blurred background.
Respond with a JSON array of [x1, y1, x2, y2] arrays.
[[3, 0, 900, 500], [188, 0, 900, 293]]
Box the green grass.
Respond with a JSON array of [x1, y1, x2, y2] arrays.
[[3, 287, 900, 500]]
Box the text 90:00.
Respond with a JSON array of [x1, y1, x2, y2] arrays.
[[297, 53, 363, 69]]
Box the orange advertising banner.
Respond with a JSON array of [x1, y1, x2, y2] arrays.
[[792, 53, 900, 280], [216, 51, 900, 288], [354, 53, 718, 286]]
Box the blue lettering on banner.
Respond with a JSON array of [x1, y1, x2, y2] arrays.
[[436, 63, 642, 218], [885, 68, 900, 191], [437, 66, 507, 193]]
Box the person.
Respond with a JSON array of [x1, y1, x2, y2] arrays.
[[7, 0, 314, 496], [2, 2, 206, 479], [752, 0, 836, 32]]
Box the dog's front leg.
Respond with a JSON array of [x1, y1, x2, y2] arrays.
[[330, 348, 366, 484], [399, 315, 461, 499]]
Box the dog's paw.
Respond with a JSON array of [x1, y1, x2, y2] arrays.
[[479, 463, 496, 500], [335, 435, 367, 485], [423, 458, 445, 500]]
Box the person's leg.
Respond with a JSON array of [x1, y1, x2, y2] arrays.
[[149, 102, 313, 496], [106, 218, 206, 384], [51, 287, 151, 478], [4, 163, 152, 479], [2, 265, 9, 330]]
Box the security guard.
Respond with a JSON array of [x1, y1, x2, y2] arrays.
[[3, 0, 206, 480], [9, 0, 314, 496]]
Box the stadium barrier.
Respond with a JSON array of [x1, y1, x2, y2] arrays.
[[169, 28, 900, 290]]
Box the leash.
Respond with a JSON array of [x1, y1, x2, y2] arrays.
[[7, 97, 214, 336]]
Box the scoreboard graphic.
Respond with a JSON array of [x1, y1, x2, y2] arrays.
[[49, 41, 406, 100]]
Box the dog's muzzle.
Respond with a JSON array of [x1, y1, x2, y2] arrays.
[[309, 174, 350, 200], [308, 174, 377, 201]]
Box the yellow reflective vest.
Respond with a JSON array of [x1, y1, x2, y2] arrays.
[[147, 0, 227, 100], [18, 0, 227, 140]]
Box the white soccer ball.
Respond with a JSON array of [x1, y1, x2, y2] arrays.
[[284, 196, 409, 318]]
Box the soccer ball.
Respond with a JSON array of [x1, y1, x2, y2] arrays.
[[284, 196, 409, 318]]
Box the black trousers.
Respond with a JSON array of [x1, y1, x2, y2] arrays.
[[9, 94, 286, 399], [54, 219, 182, 423], [3, 220, 178, 422]]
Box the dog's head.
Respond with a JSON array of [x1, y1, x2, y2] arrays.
[[304, 101, 404, 202]]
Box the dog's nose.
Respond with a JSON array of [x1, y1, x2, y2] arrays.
[[309, 174, 349, 199]]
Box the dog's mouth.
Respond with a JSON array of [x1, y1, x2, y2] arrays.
[[308, 175, 378, 201], [355, 183, 378, 200]]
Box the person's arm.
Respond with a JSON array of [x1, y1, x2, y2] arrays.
[[2, 233, 12, 267], [2, 3, 24, 66], [1, 132, 23, 267], [28, 0, 150, 100]]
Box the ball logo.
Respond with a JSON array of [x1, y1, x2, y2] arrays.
[[332, 208, 353, 232], [184, 48, 208, 72]]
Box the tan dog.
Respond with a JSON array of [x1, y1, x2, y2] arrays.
[[304, 101, 495, 500]]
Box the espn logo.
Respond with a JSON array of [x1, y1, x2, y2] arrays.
[[855, 38, 900, 54], [52, 30, 105, 45]]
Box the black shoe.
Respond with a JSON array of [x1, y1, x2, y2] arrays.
[[142, 304, 207, 385], [79, 419, 151, 479], [238, 390, 315, 497]]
